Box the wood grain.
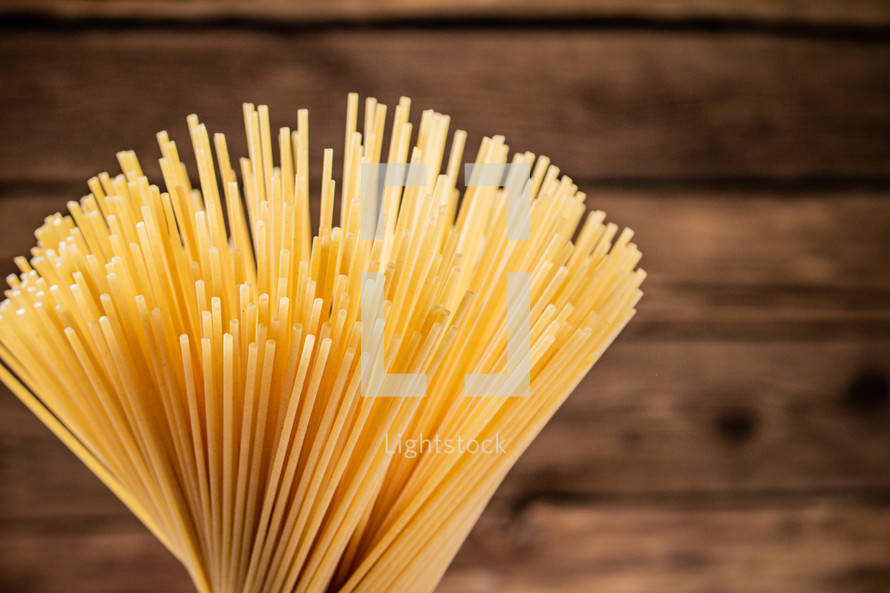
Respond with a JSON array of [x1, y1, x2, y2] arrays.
[[503, 338, 890, 497], [1, 30, 889, 185], [1, 0, 889, 27], [2, 499, 888, 593], [440, 500, 890, 593], [0, 519, 193, 593]]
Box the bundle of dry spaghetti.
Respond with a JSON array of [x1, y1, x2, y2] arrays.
[[0, 94, 643, 593]]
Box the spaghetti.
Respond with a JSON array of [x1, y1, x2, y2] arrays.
[[0, 94, 644, 593]]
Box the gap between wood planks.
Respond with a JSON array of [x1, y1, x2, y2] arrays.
[[0, 13, 889, 43], [1, 0, 890, 33]]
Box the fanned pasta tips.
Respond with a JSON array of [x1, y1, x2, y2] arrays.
[[0, 94, 643, 593]]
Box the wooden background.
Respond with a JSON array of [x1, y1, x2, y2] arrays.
[[1, 1, 889, 591]]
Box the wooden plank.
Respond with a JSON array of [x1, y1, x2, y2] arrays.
[[0, 427, 124, 519], [0, 519, 193, 593], [1, 0, 888, 27], [499, 337, 890, 498], [0, 30, 888, 184], [2, 188, 888, 337], [1, 499, 888, 593], [3, 337, 889, 521], [593, 189, 890, 339], [439, 500, 890, 593]]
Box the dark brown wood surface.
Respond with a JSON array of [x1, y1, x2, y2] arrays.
[[1, 6, 889, 593]]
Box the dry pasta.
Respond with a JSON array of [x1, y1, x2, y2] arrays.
[[0, 93, 644, 593]]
